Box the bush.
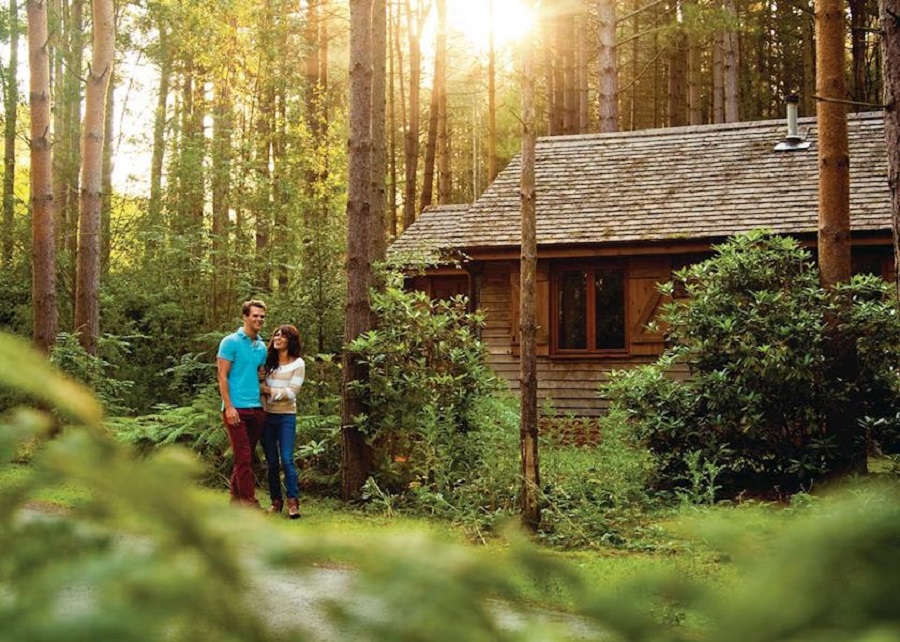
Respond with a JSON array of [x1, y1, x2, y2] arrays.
[[346, 271, 502, 497], [50, 332, 135, 416], [538, 410, 659, 548], [605, 231, 900, 494], [108, 384, 228, 484]]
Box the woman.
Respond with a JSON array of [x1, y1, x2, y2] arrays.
[[260, 324, 305, 518]]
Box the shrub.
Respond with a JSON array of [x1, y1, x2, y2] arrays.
[[108, 384, 228, 483], [605, 231, 900, 494], [538, 409, 659, 548], [50, 332, 135, 416], [345, 271, 502, 497]]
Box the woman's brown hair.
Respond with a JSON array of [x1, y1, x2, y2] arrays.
[[265, 324, 302, 373]]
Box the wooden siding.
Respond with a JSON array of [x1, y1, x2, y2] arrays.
[[478, 261, 678, 417]]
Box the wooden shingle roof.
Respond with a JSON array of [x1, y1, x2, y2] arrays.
[[390, 112, 890, 255]]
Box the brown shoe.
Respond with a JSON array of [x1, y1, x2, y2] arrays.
[[287, 498, 300, 520], [268, 498, 284, 515]]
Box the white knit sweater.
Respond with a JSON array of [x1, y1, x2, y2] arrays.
[[264, 357, 305, 414]]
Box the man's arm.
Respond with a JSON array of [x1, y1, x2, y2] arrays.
[[217, 357, 239, 427]]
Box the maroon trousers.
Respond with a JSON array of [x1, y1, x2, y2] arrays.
[[223, 408, 266, 506]]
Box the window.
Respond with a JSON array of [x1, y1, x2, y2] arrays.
[[554, 264, 626, 353]]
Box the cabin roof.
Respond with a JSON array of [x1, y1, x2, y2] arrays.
[[390, 112, 890, 256]]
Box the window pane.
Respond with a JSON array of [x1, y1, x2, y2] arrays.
[[594, 268, 625, 349], [558, 270, 587, 349]]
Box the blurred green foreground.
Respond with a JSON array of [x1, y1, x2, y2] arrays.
[[2, 332, 900, 642]]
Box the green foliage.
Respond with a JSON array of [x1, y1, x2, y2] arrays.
[[606, 231, 900, 493], [4, 331, 900, 642], [345, 271, 501, 495], [107, 385, 227, 483], [538, 411, 659, 549], [49, 332, 135, 416]]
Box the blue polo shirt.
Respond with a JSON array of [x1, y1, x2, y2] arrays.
[[217, 327, 267, 409]]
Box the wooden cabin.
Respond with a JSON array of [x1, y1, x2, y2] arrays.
[[390, 112, 895, 416]]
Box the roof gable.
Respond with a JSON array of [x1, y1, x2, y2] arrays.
[[390, 112, 890, 255]]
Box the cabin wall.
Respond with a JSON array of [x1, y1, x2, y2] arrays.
[[476, 260, 685, 417]]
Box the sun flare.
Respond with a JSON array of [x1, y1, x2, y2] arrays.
[[447, 0, 536, 52]]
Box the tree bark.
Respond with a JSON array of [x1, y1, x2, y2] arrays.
[[436, 0, 449, 204], [849, 0, 867, 106], [101, 65, 114, 275], [724, 0, 739, 122], [74, 0, 114, 356], [28, 0, 57, 353], [53, 0, 83, 292], [598, 0, 618, 132], [816, 0, 865, 475], [562, 8, 578, 134], [371, 0, 387, 261], [667, 23, 687, 127], [688, 32, 702, 125], [254, 0, 274, 293], [884, 0, 900, 297], [401, 0, 426, 229], [388, 2, 399, 237], [713, 27, 724, 123], [211, 29, 234, 323], [342, 0, 375, 500], [577, 9, 589, 133], [520, 0, 540, 532], [487, 0, 498, 181], [147, 15, 169, 247], [3, 0, 18, 267]]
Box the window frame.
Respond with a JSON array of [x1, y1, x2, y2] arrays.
[[550, 261, 630, 357]]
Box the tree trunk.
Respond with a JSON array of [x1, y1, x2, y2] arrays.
[[802, 9, 816, 116], [54, 0, 83, 295], [688, 33, 702, 125], [562, 8, 578, 134], [211, 40, 234, 323], [101, 66, 114, 275], [577, 9, 589, 133], [487, 0, 498, 181], [421, 74, 438, 211], [254, 1, 274, 293], [667, 24, 687, 127], [401, 0, 425, 230], [520, 0, 540, 532], [147, 16, 169, 246], [28, 0, 57, 353], [74, 0, 114, 356], [342, 0, 375, 500], [436, 0, 449, 204], [552, 7, 565, 134], [388, 3, 399, 237], [816, 0, 865, 475], [371, 0, 387, 261], [598, 0, 618, 132], [884, 0, 900, 297], [3, 0, 18, 268], [724, 0, 739, 122], [849, 0, 867, 106], [713, 27, 724, 123]]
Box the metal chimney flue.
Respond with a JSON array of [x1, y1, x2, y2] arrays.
[[775, 95, 810, 151], [786, 94, 801, 141]]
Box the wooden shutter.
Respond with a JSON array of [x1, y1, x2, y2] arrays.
[[628, 257, 670, 356]]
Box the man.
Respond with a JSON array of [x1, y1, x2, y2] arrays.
[[217, 299, 268, 506]]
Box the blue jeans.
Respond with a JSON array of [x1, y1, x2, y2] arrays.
[[262, 413, 299, 500]]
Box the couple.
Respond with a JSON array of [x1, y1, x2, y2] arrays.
[[216, 299, 305, 519]]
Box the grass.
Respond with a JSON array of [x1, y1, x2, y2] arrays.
[[1, 459, 739, 610], [1, 461, 92, 509]]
